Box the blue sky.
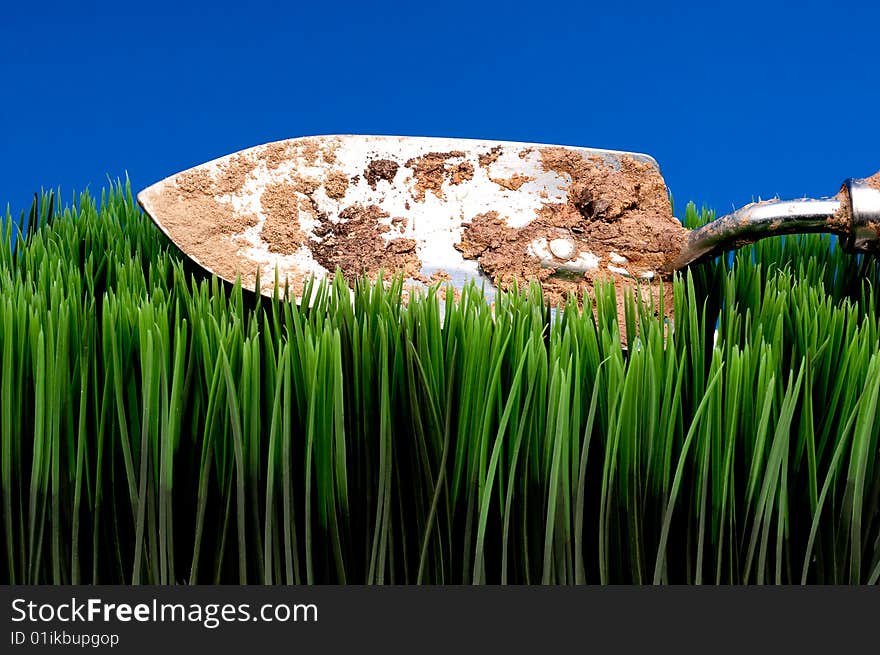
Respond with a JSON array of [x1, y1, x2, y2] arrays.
[[2, 1, 878, 221]]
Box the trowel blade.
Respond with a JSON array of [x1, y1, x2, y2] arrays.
[[137, 135, 669, 303]]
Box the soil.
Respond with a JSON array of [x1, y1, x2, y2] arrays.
[[176, 153, 256, 198], [490, 174, 533, 191], [428, 270, 452, 282], [406, 151, 467, 201], [264, 142, 292, 170], [218, 154, 255, 195], [479, 146, 503, 168], [455, 149, 688, 313], [364, 159, 399, 189], [152, 166, 261, 287], [264, 138, 339, 169], [831, 186, 851, 232], [324, 170, 349, 199], [260, 182, 307, 254], [322, 141, 338, 165], [300, 139, 320, 165], [289, 175, 320, 197], [310, 204, 421, 281], [449, 162, 474, 185], [831, 169, 880, 233]]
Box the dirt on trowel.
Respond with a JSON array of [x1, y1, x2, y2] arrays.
[[364, 159, 399, 189], [406, 151, 468, 201], [831, 170, 880, 232], [831, 190, 850, 233], [260, 182, 308, 254], [175, 153, 256, 198], [479, 146, 503, 168], [324, 170, 349, 199], [152, 162, 261, 287], [455, 149, 689, 335], [449, 161, 475, 185], [259, 178, 424, 289], [490, 173, 533, 191], [310, 203, 421, 281], [263, 137, 341, 170]]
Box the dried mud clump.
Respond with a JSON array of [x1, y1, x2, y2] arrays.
[[290, 175, 320, 197], [491, 173, 533, 191], [310, 204, 421, 282], [479, 146, 503, 168], [364, 159, 400, 189], [456, 210, 554, 282], [299, 139, 320, 165], [832, 169, 880, 239], [428, 270, 452, 283], [259, 183, 307, 254], [405, 151, 467, 201], [324, 170, 349, 199], [322, 139, 339, 164], [449, 161, 474, 185], [264, 142, 293, 169], [456, 150, 689, 310]]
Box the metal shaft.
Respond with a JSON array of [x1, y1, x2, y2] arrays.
[[671, 198, 841, 270], [670, 176, 880, 271]]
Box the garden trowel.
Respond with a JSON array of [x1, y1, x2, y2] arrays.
[[137, 135, 880, 303]]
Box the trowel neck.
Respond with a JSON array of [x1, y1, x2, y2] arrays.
[[671, 176, 880, 271]]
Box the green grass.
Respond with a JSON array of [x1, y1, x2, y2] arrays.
[[1, 182, 879, 584]]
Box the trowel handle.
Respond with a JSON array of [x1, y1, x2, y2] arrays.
[[670, 174, 880, 270]]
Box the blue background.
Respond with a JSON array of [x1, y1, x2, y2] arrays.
[[2, 1, 878, 220]]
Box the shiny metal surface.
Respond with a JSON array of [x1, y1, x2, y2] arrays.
[[843, 177, 880, 253], [671, 197, 842, 270]]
